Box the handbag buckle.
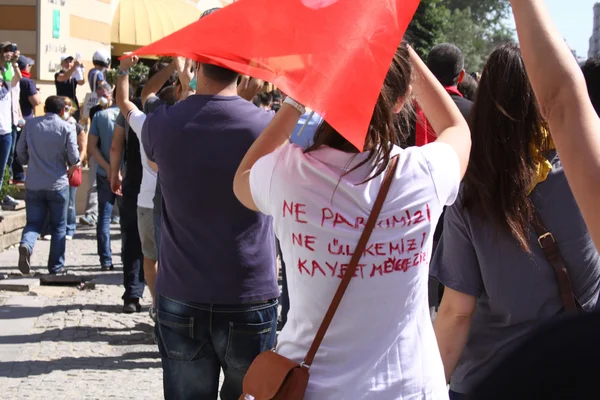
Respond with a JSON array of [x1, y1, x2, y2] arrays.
[[300, 362, 311, 370], [538, 232, 555, 249]]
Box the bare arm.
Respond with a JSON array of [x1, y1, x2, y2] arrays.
[[409, 46, 471, 178], [233, 103, 302, 211], [10, 60, 21, 86], [56, 63, 78, 83], [511, 0, 600, 247], [87, 134, 110, 174], [28, 93, 42, 108], [116, 54, 139, 118], [176, 57, 195, 101], [148, 160, 158, 172], [109, 124, 125, 195], [141, 59, 176, 108], [433, 287, 476, 383], [77, 129, 87, 162]]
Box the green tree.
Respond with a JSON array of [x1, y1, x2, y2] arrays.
[[406, 0, 447, 58], [405, 0, 514, 72], [446, 0, 510, 24], [439, 8, 487, 72]]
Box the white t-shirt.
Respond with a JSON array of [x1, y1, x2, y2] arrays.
[[250, 143, 460, 400], [127, 110, 156, 209], [0, 84, 12, 135]]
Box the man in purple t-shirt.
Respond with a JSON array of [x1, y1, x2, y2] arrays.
[[141, 43, 278, 400]]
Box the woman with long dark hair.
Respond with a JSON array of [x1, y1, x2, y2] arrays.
[[233, 44, 471, 399], [431, 43, 600, 399]]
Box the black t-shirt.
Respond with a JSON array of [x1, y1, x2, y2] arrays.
[[54, 71, 79, 106], [450, 94, 473, 122], [19, 77, 38, 119], [89, 105, 103, 123], [115, 99, 144, 191]]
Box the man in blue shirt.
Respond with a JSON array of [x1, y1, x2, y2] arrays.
[[16, 96, 80, 275], [87, 91, 120, 273]]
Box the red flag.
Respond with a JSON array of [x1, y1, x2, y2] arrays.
[[132, 0, 420, 150]]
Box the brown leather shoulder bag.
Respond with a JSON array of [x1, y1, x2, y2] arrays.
[[239, 155, 400, 400]]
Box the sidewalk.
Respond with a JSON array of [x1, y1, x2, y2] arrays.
[[0, 225, 162, 399]]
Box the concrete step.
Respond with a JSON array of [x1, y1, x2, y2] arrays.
[[10, 183, 25, 201], [0, 209, 26, 251]]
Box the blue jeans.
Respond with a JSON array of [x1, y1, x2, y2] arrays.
[[20, 187, 69, 273], [96, 175, 116, 267], [9, 126, 25, 181], [156, 295, 278, 400], [0, 133, 13, 193], [118, 186, 144, 300], [67, 186, 77, 236]]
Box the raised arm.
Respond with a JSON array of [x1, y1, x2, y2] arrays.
[[140, 59, 176, 108], [56, 62, 79, 83], [511, 0, 600, 247], [116, 53, 140, 119], [10, 55, 22, 87], [233, 99, 302, 211], [408, 46, 471, 178]]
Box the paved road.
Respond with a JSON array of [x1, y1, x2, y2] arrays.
[[0, 225, 163, 399]]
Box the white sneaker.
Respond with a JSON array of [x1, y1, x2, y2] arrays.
[[66, 235, 73, 241], [42, 235, 51, 241]]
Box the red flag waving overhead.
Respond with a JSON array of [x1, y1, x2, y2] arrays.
[[132, 0, 420, 150]]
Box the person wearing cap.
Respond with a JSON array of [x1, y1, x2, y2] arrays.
[[17, 56, 40, 120], [55, 54, 85, 122], [1, 41, 23, 209], [11, 55, 39, 184]]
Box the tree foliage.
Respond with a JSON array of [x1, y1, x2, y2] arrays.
[[406, 0, 514, 72]]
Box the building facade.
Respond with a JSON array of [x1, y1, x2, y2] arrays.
[[0, 0, 233, 113], [589, 3, 600, 58]]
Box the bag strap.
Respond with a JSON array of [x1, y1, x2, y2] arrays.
[[531, 207, 579, 312], [303, 155, 400, 368]]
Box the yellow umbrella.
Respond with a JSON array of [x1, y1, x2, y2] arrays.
[[112, 0, 201, 54]]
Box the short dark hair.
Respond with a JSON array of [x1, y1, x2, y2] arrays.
[[457, 73, 478, 101], [45, 96, 66, 114], [201, 63, 239, 85], [158, 85, 179, 106], [427, 43, 465, 87], [258, 92, 272, 106], [582, 57, 600, 116], [271, 89, 282, 102]]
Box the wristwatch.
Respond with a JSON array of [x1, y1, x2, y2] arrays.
[[117, 69, 129, 77], [283, 96, 306, 115]]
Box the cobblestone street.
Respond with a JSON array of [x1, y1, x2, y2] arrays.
[[0, 225, 163, 399]]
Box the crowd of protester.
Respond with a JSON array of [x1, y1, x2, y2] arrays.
[[5, 0, 600, 398]]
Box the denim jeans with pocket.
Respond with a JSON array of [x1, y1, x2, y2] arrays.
[[96, 174, 116, 267], [156, 295, 278, 400], [20, 187, 69, 273], [66, 186, 77, 236], [0, 133, 13, 195]]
